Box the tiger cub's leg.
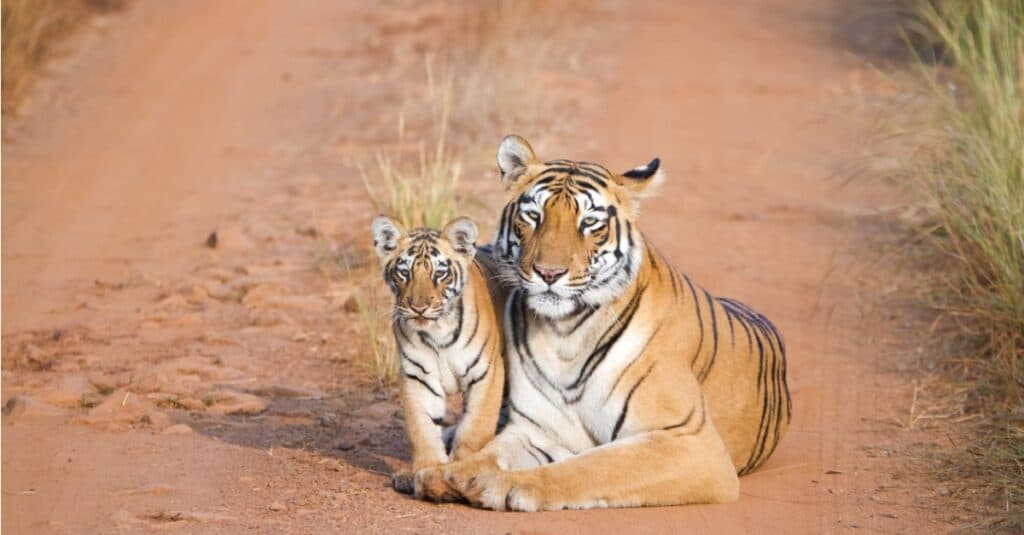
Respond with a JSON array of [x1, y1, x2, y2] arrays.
[[449, 338, 505, 461], [413, 342, 504, 501], [391, 372, 447, 495]]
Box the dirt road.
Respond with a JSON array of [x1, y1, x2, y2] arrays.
[[3, 1, 938, 533]]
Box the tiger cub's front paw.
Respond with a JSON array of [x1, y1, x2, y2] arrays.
[[391, 469, 416, 495]]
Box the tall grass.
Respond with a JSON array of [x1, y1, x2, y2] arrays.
[[906, 0, 1023, 528]]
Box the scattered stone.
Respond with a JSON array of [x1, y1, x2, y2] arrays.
[[111, 509, 140, 528], [202, 390, 268, 416], [342, 295, 360, 313], [336, 440, 354, 452], [2, 396, 66, 419], [212, 226, 253, 252], [21, 344, 54, 370], [162, 424, 194, 435], [268, 501, 287, 512], [359, 401, 397, 420], [113, 483, 174, 496], [142, 410, 172, 430], [139, 510, 234, 523], [74, 390, 154, 425], [36, 374, 94, 408], [247, 384, 325, 400], [204, 231, 218, 248]]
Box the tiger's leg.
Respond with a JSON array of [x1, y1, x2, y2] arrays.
[[391, 372, 448, 495], [454, 398, 739, 511], [449, 341, 505, 461]]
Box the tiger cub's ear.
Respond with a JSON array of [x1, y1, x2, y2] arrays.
[[371, 215, 405, 262], [497, 135, 538, 188], [617, 157, 665, 197], [442, 217, 478, 259]]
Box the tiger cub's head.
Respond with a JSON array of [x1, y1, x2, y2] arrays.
[[492, 135, 663, 319], [371, 216, 479, 324]]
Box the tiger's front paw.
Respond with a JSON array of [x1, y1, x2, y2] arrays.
[[413, 466, 461, 503], [451, 470, 546, 512]]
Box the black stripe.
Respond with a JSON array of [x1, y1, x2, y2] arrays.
[[682, 275, 705, 369], [463, 295, 481, 348], [509, 401, 543, 429], [663, 396, 706, 435], [437, 299, 464, 349], [604, 322, 663, 405], [520, 437, 545, 465], [418, 331, 437, 352], [430, 414, 444, 426], [526, 437, 554, 464], [399, 348, 430, 375], [509, 291, 564, 408], [697, 290, 720, 381], [460, 335, 488, 378], [465, 362, 489, 392], [404, 372, 442, 398], [611, 363, 656, 440], [722, 300, 736, 347], [567, 281, 647, 393]]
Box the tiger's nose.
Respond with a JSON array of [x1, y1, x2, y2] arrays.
[[533, 264, 568, 285], [409, 304, 429, 316]]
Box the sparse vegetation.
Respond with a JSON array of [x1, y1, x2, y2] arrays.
[[1, 0, 124, 116], [360, 76, 461, 230], [351, 2, 583, 386], [343, 257, 400, 388], [901, 0, 1023, 529]]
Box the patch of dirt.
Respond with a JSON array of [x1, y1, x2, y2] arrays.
[[2, 0, 949, 532]]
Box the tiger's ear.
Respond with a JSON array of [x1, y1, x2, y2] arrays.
[[617, 157, 664, 196], [441, 216, 478, 259], [371, 215, 405, 262], [497, 135, 538, 188]]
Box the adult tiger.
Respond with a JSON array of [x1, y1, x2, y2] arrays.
[[414, 136, 791, 511]]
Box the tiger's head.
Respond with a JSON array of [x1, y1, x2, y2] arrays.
[[371, 215, 479, 324], [492, 135, 662, 319]]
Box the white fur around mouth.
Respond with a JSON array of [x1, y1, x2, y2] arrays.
[[526, 290, 579, 319]]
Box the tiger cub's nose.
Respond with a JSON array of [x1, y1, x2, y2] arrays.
[[533, 264, 568, 285], [409, 304, 429, 316]]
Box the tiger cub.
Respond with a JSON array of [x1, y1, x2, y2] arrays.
[[371, 215, 506, 495]]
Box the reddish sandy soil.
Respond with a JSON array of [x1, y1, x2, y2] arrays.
[[3, 1, 946, 533]]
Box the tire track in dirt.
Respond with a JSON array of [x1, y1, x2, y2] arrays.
[[2, 1, 941, 533]]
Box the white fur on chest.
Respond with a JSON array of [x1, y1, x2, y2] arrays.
[[505, 300, 658, 447]]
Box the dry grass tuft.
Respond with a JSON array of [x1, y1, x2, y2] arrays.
[[1, 0, 124, 116], [350, 1, 585, 386]]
